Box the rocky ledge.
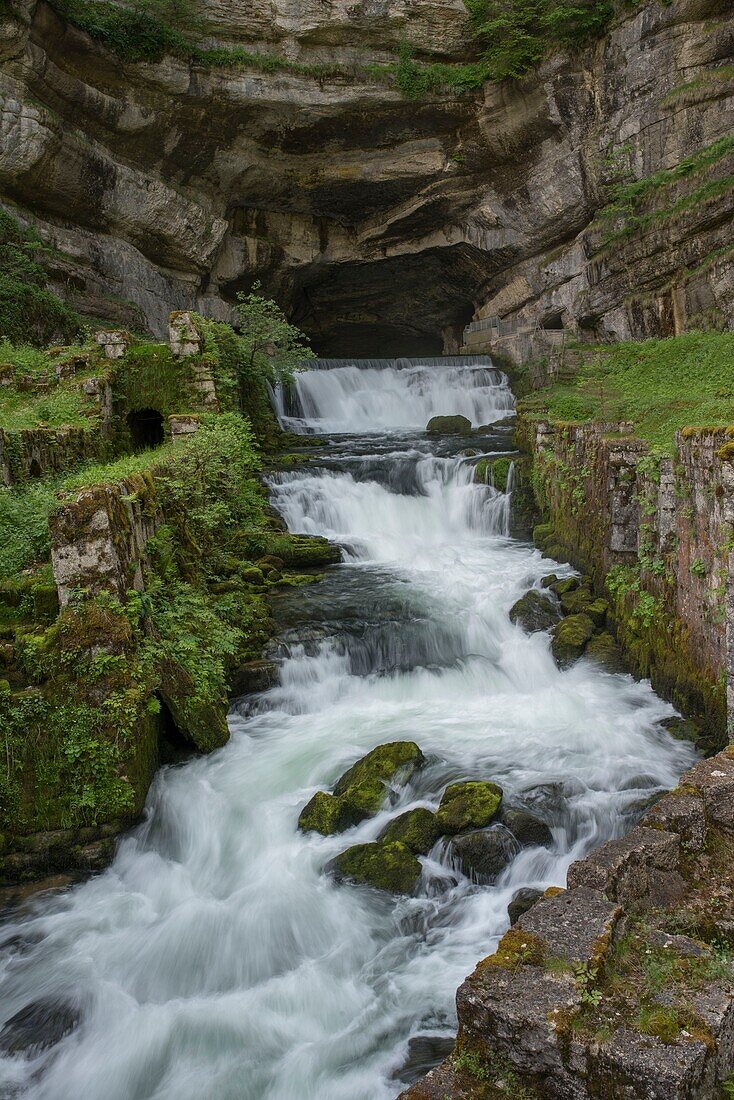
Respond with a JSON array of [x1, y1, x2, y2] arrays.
[[400, 747, 734, 1099]]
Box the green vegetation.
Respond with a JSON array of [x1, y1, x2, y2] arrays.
[[0, 479, 60, 580], [520, 332, 734, 454], [596, 134, 734, 244], [0, 210, 81, 346]]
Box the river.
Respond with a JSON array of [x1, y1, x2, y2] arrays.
[[0, 356, 696, 1099]]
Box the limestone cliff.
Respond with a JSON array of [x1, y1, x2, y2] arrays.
[[0, 0, 732, 353]]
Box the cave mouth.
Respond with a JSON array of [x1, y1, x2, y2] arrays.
[[127, 408, 164, 449]]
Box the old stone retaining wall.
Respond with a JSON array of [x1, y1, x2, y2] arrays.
[[520, 417, 734, 741]]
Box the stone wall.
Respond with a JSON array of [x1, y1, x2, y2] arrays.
[[49, 470, 161, 606], [0, 423, 104, 485], [401, 747, 734, 1100], [520, 416, 734, 740]]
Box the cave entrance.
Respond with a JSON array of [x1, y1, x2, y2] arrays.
[[127, 408, 164, 450], [28, 458, 42, 478]]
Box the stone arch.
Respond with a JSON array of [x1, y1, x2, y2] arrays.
[[127, 408, 165, 449]]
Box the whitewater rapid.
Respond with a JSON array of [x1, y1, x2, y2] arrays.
[[0, 357, 696, 1100]]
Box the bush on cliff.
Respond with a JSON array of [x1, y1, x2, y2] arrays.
[[0, 210, 81, 346]]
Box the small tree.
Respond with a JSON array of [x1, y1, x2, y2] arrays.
[[233, 284, 314, 416]]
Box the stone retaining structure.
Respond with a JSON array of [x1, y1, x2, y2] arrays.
[[401, 749, 734, 1099]]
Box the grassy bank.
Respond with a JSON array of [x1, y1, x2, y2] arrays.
[[519, 332, 734, 454]]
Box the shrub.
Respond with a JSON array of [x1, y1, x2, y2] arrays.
[[0, 210, 81, 346]]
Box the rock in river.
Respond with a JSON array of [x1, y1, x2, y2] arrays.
[[435, 781, 503, 834]]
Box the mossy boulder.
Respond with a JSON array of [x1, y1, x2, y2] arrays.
[[435, 781, 503, 835], [378, 807, 439, 854], [474, 456, 512, 491], [298, 741, 425, 835], [532, 523, 555, 550], [509, 590, 559, 633], [585, 631, 625, 673], [333, 741, 425, 803], [298, 790, 365, 835], [550, 613, 595, 668], [330, 840, 422, 894], [549, 576, 580, 596], [426, 414, 472, 436]]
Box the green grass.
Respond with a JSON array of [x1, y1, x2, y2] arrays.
[[522, 332, 734, 454], [0, 384, 98, 430], [0, 478, 61, 579]]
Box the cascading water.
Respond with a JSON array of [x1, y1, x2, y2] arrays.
[[0, 357, 696, 1100]]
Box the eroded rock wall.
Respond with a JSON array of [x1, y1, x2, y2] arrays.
[[1, 0, 732, 352]]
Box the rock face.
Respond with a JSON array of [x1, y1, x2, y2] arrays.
[[400, 746, 734, 1099], [0, 0, 731, 353]]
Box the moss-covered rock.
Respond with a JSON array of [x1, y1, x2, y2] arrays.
[[298, 741, 425, 835], [333, 741, 425, 803], [435, 781, 503, 835], [378, 807, 439, 854], [509, 590, 559, 633], [585, 631, 625, 672], [330, 840, 421, 894], [298, 790, 365, 835], [550, 613, 595, 668], [426, 414, 472, 436], [501, 807, 553, 847], [474, 456, 512, 491], [549, 576, 580, 596], [532, 523, 555, 550]]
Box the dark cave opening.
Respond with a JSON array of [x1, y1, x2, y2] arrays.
[[127, 408, 165, 450]]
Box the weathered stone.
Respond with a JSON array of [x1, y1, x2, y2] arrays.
[[587, 1028, 711, 1099], [378, 807, 439, 854], [0, 999, 79, 1056], [330, 840, 422, 895], [451, 826, 518, 882], [435, 781, 503, 835], [509, 589, 560, 633], [567, 825, 684, 909], [551, 613, 595, 668], [516, 885, 622, 966], [333, 742, 425, 801], [298, 791, 364, 835], [168, 311, 203, 358], [646, 787, 707, 853], [425, 415, 472, 436], [392, 1035, 455, 1088], [93, 330, 130, 360], [684, 752, 734, 833]]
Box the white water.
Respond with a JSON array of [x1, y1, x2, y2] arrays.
[[272, 358, 515, 433], [0, 358, 696, 1100]]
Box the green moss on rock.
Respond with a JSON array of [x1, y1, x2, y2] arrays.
[[333, 741, 425, 800], [298, 791, 364, 835], [426, 414, 472, 436], [331, 840, 421, 894], [435, 781, 503, 835], [378, 807, 439, 854], [551, 613, 595, 668], [509, 589, 559, 633], [585, 631, 626, 672]]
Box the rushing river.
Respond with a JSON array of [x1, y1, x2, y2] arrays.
[[0, 357, 696, 1099]]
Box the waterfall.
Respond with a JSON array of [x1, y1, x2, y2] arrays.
[[0, 357, 696, 1100], [272, 356, 515, 433]]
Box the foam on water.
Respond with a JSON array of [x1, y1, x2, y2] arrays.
[[0, 358, 696, 1100]]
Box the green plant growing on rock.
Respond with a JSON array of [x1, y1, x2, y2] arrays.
[[233, 284, 314, 410], [0, 210, 81, 346]]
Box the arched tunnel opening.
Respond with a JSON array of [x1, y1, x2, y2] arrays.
[[127, 408, 165, 450]]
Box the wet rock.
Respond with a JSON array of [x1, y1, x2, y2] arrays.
[[299, 741, 425, 835], [378, 807, 439, 855], [298, 790, 365, 835], [451, 826, 518, 881], [550, 612, 595, 668], [474, 456, 512, 491], [392, 1034, 455, 1086], [334, 741, 425, 810], [435, 781, 503, 835], [507, 887, 543, 924], [549, 575, 581, 596], [425, 415, 472, 436], [661, 716, 704, 744], [330, 840, 421, 895], [228, 659, 278, 698], [0, 999, 79, 1055], [500, 807, 553, 848], [585, 631, 626, 672], [509, 590, 559, 633], [540, 573, 559, 588]]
